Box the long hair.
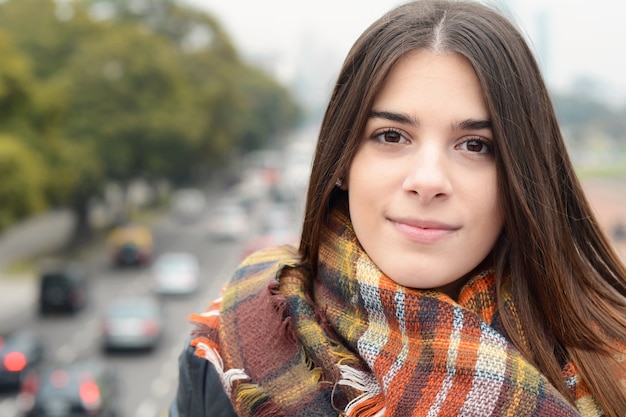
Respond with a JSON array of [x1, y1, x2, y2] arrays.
[[299, 1, 626, 414]]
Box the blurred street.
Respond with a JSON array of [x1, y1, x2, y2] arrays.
[[0, 173, 623, 417], [0, 174, 300, 417], [0, 176, 624, 331]]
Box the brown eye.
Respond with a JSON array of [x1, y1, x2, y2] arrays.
[[466, 139, 485, 152], [458, 137, 494, 155], [383, 130, 402, 143], [372, 129, 408, 144]]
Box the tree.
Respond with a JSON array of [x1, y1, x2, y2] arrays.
[[0, 136, 47, 230], [0, 3, 105, 239], [0, 0, 97, 80], [61, 22, 197, 180], [0, 0, 303, 240]]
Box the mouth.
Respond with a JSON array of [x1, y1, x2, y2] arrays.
[[389, 217, 459, 243]]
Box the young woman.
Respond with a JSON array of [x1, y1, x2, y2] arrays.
[[170, 1, 626, 416]]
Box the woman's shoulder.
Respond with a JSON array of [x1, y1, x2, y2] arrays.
[[169, 337, 238, 417]]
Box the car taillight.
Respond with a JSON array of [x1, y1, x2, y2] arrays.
[[17, 373, 40, 413], [143, 319, 160, 336], [20, 372, 40, 394], [4, 351, 27, 372], [80, 378, 102, 411]]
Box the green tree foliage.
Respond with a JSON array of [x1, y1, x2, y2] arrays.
[[0, 0, 96, 80], [553, 91, 626, 144], [235, 65, 302, 151], [0, 4, 104, 239], [0, 0, 301, 238], [0, 136, 47, 230], [553, 93, 608, 130], [61, 22, 197, 181], [83, 0, 302, 172], [0, 32, 38, 137]]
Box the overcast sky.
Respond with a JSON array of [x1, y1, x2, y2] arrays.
[[185, 0, 626, 105]]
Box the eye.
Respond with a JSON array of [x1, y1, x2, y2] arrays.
[[457, 137, 494, 154], [372, 129, 409, 144]]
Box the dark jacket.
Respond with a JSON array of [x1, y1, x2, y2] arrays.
[[169, 338, 238, 417]]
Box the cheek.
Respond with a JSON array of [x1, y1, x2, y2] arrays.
[[348, 149, 394, 190], [478, 187, 504, 243], [347, 158, 381, 225]]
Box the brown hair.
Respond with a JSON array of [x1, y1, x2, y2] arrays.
[[299, 0, 626, 414]]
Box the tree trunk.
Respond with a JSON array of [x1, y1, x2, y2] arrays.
[[68, 191, 93, 250]]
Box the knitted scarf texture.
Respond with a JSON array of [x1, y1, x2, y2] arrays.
[[190, 207, 611, 416]]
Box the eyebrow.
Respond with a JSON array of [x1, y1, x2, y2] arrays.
[[369, 110, 491, 131], [370, 110, 418, 126], [454, 119, 492, 131]]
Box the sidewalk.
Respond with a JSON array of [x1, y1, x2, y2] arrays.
[[0, 209, 74, 270], [0, 274, 38, 333], [0, 209, 75, 334]]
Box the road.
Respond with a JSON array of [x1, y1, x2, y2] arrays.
[[0, 191, 301, 417]]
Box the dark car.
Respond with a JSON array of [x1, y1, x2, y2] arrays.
[[0, 330, 45, 392], [19, 360, 120, 417], [38, 263, 88, 315], [106, 223, 153, 267]]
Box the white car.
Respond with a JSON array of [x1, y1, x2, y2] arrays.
[[206, 203, 250, 241], [150, 252, 201, 295], [171, 188, 207, 223], [101, 296, 163, 351]]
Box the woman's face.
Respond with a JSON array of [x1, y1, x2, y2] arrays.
[[346, 50, 503, 298]]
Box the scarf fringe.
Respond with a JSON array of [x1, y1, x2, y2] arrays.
[[235, 383, 286, 417], [346, 396, 386, 417], [337, 364, 385, 417], [301, 347, 325, 383], [195, 341, 249, 397], [268, 280, 298, 345]]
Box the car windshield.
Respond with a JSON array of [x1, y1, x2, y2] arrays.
[[106, 299, 158, 318], [155, 255, 197, 270], [41, 274, 72, 288], [38, 371, 80, 399], [0, 331, 35, 351]]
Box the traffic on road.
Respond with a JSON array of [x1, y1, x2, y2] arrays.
[[0, 135, 312, 417]]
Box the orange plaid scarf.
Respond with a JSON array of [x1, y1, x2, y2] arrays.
[[190, 207, 609, 416]]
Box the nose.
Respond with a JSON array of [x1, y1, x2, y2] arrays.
[[402, 144, 452, 203]]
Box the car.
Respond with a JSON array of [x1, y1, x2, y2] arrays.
[[18, 359, 120, 417], [150, 252, 201, 295], [206, 203, 250, 241], [171, 188, 208, 223], [106, 223, 153, 267], [263, 202, 298, 231], [0, 330, 45, 392], [100, 296, 164, 352], [38, 262, 88, 315]]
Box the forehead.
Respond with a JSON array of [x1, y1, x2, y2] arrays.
[[372, 50, 488, 118]]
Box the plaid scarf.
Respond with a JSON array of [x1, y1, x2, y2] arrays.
[[190, 206, 604, 416]]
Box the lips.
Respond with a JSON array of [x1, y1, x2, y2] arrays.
[[389, 217, 459, 243]]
